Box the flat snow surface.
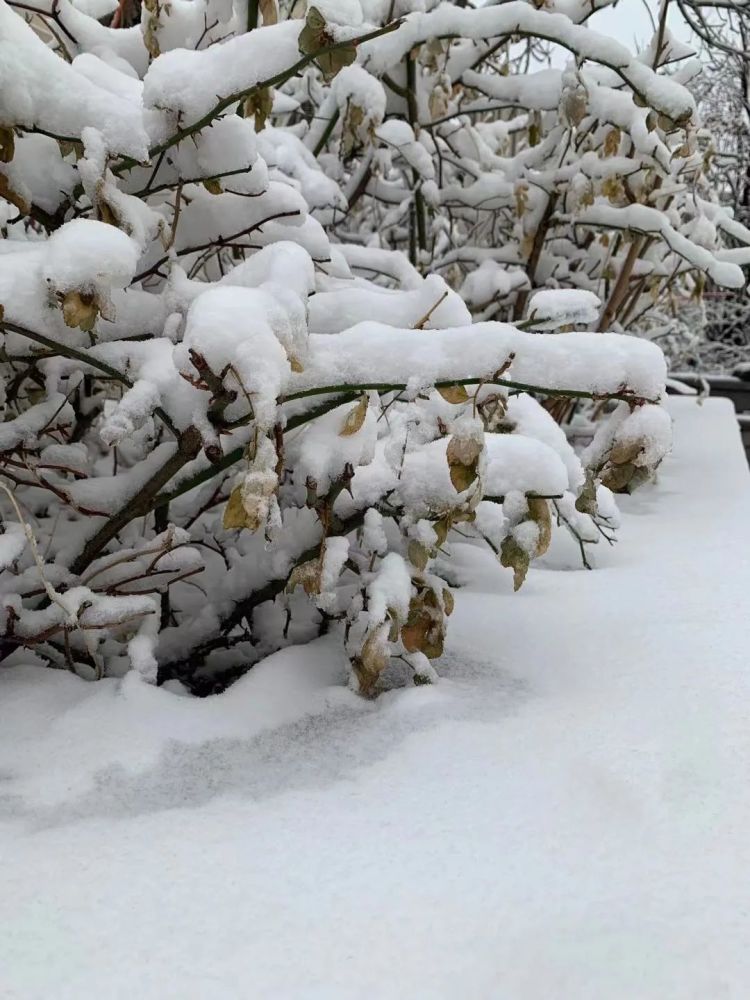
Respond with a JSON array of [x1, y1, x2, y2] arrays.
[[2, 397, 750, 999]]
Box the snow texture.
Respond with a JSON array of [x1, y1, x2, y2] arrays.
[[1, 398, 748, 998]]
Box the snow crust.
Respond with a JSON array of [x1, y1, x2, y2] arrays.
[[1, 399, 749, 998]]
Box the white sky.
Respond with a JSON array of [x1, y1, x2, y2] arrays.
[[587, 0, 693, 53]]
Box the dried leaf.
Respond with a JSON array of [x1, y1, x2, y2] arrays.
[[601, 175, 624, 204], [446, 435, 481, 467], [575, 471, 598, 516], [515, 182, 529, 217], [442, 588, 454, 616], [0, 127, 14, 164], [298, 5, 327, 53], [317, 43, 356, 81], [600, 461, 635, 493], [0, 171, 29, 216], [203, 178, 223, 195], [602, 127, 621, 158], [408, 539, 429, 571], [609, 438, 642, 466], [339, 394, 368, 436], [448, 458, 478, 493], [446, 431, 481, 493], [433, 516, 450, 548], [500, 536, 530, 592], [401, 592, 445, 659], [287, 558, 321, 596], [437, 384, 469, 405], [243, 87, 274, 131], [352, 626, 389, 697], [562, 89, 587, 127], [61, 290, 98, 332], [259, 0, 278, 25], [527, 497, 551, 556], [222, 486, 248, 530]]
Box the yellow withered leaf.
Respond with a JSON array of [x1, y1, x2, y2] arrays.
[[287, 558, 321, 596], [61, 290, 99, 332], [203, 178, 223, 195], [408, 539, 429, 571], [222, 486, 248, 530], [442, 588, 454, 616], [437, 383, 469, 405], [527, 497, 552, 556], [500, 536, 530, 592], [298, 4, 327, 52], [0, 171, 28, 216], [259, 0, 278, 24], [603, 127, 621, 158], [339, 394, 368, 436], [446, 433, 481, 493], [448, 459, 478, 494], [352, 626, 389, 697], [0, 127, 15, 164], [244, 87, 273, 131], [609, 438, 642, 466]]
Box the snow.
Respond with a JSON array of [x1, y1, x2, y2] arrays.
[[142, 20, 302, 128], [42, 219, 140, 294], [525, 288, 601, 329], [1, 397, 749, 997], [0, 1, 148, 158], [577, 203, 746, 289], [296, 324, 667, 401]]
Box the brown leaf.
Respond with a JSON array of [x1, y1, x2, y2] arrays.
[[0, 171, 29, 216], [317, 43, 356, 81], [352, 626, 389, 697], [449, 458, 478, 493], [527, 497, 551, 556], [437, 384, 469, 405], [243, 87, 274, 131], [401, 594, 444, 659], [609, 438, 642, 466], [446, 435, 481, 467], [602, 127, 621, 158], [203, 178, 223, 195], [222, 486, 248, 530], [446, 434, 481, 493], [287, 558, 321, 596], [259, 0, 278, 24], [575, 471, 598, 516], [339, 394, 368, 436], [298, 5, 327, 54], [600, 461, 635, 493], [500, 536, 530, 592], [408, 539, 429, 571], [442, 588, 454, 616], [0, 127, 15, 164], [61, 290, 98, 332]]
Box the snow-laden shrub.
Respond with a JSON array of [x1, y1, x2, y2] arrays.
[[301, 0, 749, 332], [0, 0, 673, 694]]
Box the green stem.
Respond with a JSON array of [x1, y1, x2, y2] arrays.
[[110, 18, 404, 177], [0, 319, 179, 437]]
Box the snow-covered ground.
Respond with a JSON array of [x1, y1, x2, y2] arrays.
[[1, 396, 749, 1000]]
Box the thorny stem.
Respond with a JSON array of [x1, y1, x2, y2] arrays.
[[109, 19, 405, 177], [0, 318, 180, 438]]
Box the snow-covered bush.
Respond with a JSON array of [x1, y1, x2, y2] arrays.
[[301, 0, 749, 333], [0, 0, 674, 694]]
